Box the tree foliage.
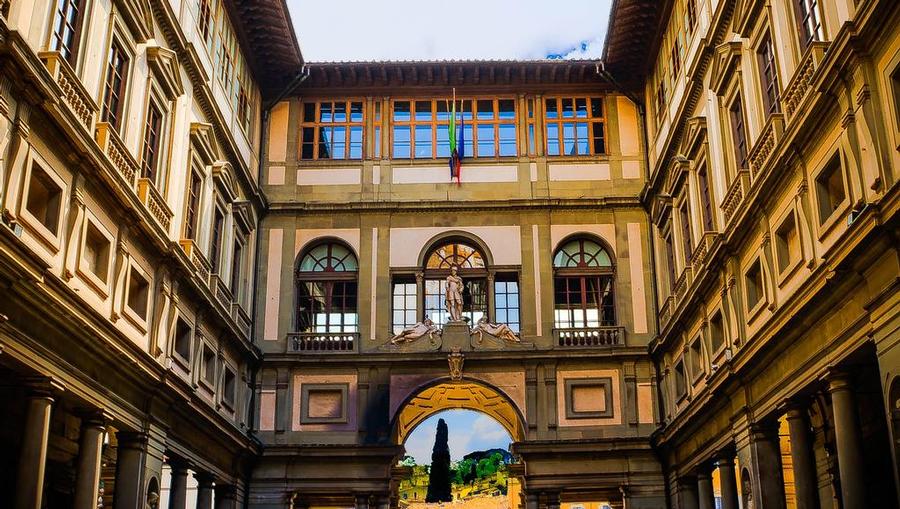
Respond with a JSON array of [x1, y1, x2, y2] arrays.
[[425, 419, 452, 502]]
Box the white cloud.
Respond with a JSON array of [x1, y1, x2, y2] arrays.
[[287, 0, 612, 62], [471, 413, 509, 442]]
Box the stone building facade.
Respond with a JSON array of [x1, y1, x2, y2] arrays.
[[0, 0, 300, 506], [2, 0, 900, 508], [603, 0, 900, 507], [250, 61, 665, 508]]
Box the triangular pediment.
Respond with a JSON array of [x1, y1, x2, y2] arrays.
[[147, 45, 183, 100], [710, 41, 743, 95], [190, 122, 217, 167]]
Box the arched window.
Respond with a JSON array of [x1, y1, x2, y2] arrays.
[[423, 241, 488, 325], [296, 242, 358, 333], [553, 237, 615, 329]]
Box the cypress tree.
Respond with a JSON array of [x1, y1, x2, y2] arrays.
[[425, 418, 452, 502]]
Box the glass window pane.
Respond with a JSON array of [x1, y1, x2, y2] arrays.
[[333, 102, 347, 122], [477, 100, 494, 120], [437, 125, 450, 157], [575, 98, 588, 118], [349, 126, 363, 159], [374, 126, 381, 159], [393, 101, 410, 121], [528, 125, 536, 155], [576, 123, 589, 155], [332, 126, 346, 159], [320, 102, 333, 123], [562, 98, 575, 118], [350, 102, 363, 122], [563, 123, 575, 155], [545, 99, 558, 119], [590, 98, 603, 117], [592, 123, 605, 154], [460, 100, 473, 121], [301, 127, 315, 159], [462, 124, 473, 157], [477, 125, 494, 157], [436, 101, 450, 121], [498, 99, 515, 120], [303, 103, 316, 122], [393, 126, 410, 158], [318, 127, 332, 159], [415, 101, 432, 121], [498, 124, 516, 156], [547, 124, 560, 156], [414, 126, 432, 158]]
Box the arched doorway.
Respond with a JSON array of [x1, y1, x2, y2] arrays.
[[391, 379, 526, 507]]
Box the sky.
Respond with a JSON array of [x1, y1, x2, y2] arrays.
[[404, 409, 513, 464], [287, 0, 612, 62]]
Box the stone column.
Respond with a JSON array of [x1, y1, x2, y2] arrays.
[[749, 423, 787, 509], [14, 389, 55, 509], [167, 460, 189, 509], [375, 495, 390, 509], [114, 432, 148, 509], [195, 472, 214, 509], [73, 416, 107, 509], [545, 492, 560, 509], [214, 484, 237, 509], [715, 455, 739, 509], [828, 374, 866, 509], [785, 405, 820, 509], [355, 494, 370, 509], [524, 492, 539, 509], [697, 469, 715, 509], [678, 477, 699, 509]]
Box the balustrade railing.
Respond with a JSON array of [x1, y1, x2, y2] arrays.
[[137, 178, 173, 232], [783, 42, 829, 122], [722, 170, 751, 224], [39, 51, 97, 133], [96, 122, 140, 188], [289, 332, 359, 352], [554, 327, 623, 347], [747, 113, 784, 180]]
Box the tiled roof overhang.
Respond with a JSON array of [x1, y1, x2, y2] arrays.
[[295, 60, 614, 91], [601, 0, 669, 91], [227, 0, 304, 98]]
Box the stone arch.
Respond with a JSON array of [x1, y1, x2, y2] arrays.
[[391, 377, 525, 446], [552, 232, 617, 267], [416, 230, 496, 269]]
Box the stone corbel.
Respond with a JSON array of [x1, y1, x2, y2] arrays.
[[62, 173, 85, 281], [793, 180, 816, 269], [1, 100, 31, 224], [109, 225, 132, 323], [759, 232, 777, 311]]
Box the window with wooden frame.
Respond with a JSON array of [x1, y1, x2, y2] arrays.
[[697, 165, 715, 231], [757, 32, 782, 115], [215, 15, 236, 94], [814, 153, 847, 225], [685, 0, 697, 34], [494, 273, 520, 333], [141, 97, 165, 184], [197, 0, 215, 46], [101, 38, 130, 132], [663, 230, 677, 293], [674, 359, 687, 400], [300, 100, 365, 160], [678, 201, 693, 265], [237, 80, 252, 134], [423, 241, 489, 325], [793, 0, 824, 52], [183, 169, 203, 240], [295, 242, 359, 333], [552, 237, 616, 329], [391, 276, 417, 334], [50, 0, 86, 64], [669, 40, 681, 83], [729, 94, 749, 170], [373, 101, 382, 159], [655, 80, 667, 123], [391, 98, 516, 159], [230, 230, 246, 297], [209, 203, 225, 274], [545, 97, 605, 156], [744, 258, 764, 312], [526, 97, 537, 156]]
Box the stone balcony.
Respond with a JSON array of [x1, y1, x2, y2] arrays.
[[288, 332, 359, 353], [39, 51, 97, 134], [553, 326, 623, 347], [783, 42, 829, 122], [722, 169, 752, 225], [137, 178, 173, 233]]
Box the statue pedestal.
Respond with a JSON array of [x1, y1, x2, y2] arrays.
[[441, 321, 470, 352]]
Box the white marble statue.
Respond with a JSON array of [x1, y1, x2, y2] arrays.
[[445, 265, 464, 322], [470, 316, 520, 343], [390, 316, 441, 344]]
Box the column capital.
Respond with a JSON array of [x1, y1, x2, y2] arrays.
[[714, 454, 735, 469], [23, 376, 66, 397], [167, 455, 191, 472], [825, 369, 854, 392], [116, 431, 149, 450], [194, 471, 215, 486]]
